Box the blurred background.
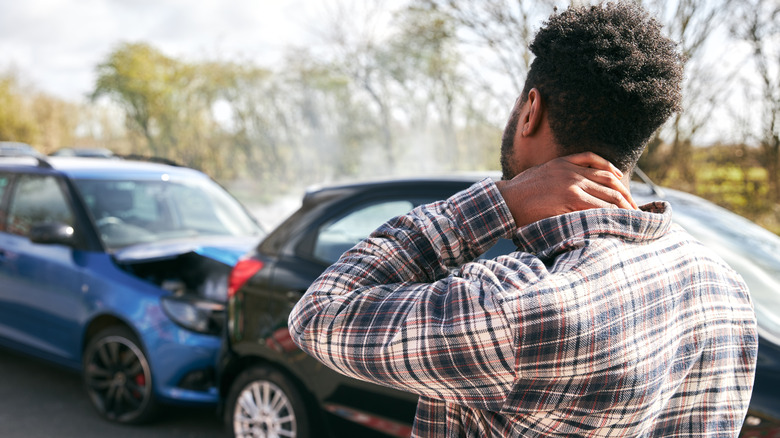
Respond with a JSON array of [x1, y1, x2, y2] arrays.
[[1, 0, 778, 233]]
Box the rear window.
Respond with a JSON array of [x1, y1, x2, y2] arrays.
[[314, 200, 414, 263]]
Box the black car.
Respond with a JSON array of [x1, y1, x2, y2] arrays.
[[218, 173, 780, 438]]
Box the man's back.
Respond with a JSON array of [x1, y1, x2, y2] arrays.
[[477, 202, 758, 436], [290, 178, 758, 437]]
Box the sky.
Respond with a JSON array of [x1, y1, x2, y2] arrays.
[[0, 0, 312, 101]]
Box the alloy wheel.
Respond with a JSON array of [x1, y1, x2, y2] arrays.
[[233, 380, 298, 438], [83, 328, 154, 423]]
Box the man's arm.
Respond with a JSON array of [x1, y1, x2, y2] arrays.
[[289, 179, 519, 410], [288, 153, 634, 409]]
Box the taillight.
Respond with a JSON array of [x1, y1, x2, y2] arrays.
[[228, 258, 264, 298]]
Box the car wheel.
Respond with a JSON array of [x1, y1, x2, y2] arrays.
[[226, 365, 310, 438], [82, 326, 157, 424]]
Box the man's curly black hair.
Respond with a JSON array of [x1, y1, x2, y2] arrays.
[[522, 1, 683, 172]]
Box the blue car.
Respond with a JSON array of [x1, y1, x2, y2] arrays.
[[0, 155, 264, 424]]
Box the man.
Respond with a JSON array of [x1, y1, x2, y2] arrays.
[[289, 2, 758, 437]]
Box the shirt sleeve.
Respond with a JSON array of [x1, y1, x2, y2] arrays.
[[288, 178, 520, 411]]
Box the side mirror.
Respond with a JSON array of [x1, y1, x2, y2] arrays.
[[29, 222, 76, 246]]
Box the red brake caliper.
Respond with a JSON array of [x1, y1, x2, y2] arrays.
[[133, 374, 145, 398]]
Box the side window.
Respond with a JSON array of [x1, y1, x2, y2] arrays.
[[313, 200, 415, 264], [7, 175, 74, 238]]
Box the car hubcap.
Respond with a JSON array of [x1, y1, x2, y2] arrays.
[[84, 335, 151, 422], [234, 381, 296, 438]]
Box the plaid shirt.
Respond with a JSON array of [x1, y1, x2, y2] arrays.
[[289, 178, 758, 437]]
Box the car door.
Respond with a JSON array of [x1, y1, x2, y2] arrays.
[[280, 191, 517, 418], [273, 196, 437, 426], [0, 172, 86, 365]]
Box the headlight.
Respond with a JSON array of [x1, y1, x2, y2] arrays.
[[161, 295, 225, 335]]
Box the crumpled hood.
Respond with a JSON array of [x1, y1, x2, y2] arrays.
[[112, 235, 258, 266]]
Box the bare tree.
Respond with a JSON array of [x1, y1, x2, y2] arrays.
[[306, 1, 477, 175], [413, 0, 556, 107], [381, 5, 466, 170], [640, 0, 737, 186], [731, 0, 780, 201], [312, 0, 401, 170]]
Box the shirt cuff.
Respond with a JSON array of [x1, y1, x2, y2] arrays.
[[448, 177, 516, 256]]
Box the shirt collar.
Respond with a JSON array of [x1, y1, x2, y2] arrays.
[[512, 201, 673, 258]]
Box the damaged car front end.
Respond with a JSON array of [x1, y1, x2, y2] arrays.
[[111, 239, 249, 394], [115, 239, 248, 336], [0, 156, 264, 423]]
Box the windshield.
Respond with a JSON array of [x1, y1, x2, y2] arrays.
[[74, 177, 263, 250]]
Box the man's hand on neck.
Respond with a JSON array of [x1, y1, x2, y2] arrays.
[[496, 152, 637, 228]]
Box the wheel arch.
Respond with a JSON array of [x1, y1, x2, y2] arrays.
[[82, 314, 139, 358]]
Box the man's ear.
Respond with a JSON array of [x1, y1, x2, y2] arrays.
[[522, 88, 545, 137]]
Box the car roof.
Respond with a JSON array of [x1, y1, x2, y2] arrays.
[[0, 141, 43, 157], [0, 155, 206, 180], [302, 172, 500, 205], [0, 141, 35, 148]]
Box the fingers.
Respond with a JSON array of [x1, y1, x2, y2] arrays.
[[554, 153, 637, 209], [575, 166, 638, 209], [576, 177, 637, 210], [565, 189, 620, 212], [561, 152, 623, 179]]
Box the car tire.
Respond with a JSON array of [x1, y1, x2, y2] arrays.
[[226, 365, 311, 438], [82, 326, 157, 424]]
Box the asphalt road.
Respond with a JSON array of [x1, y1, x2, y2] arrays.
[[0, 347, 225, 438]]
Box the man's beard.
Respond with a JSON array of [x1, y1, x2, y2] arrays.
[[500, 108, 521, 181]]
